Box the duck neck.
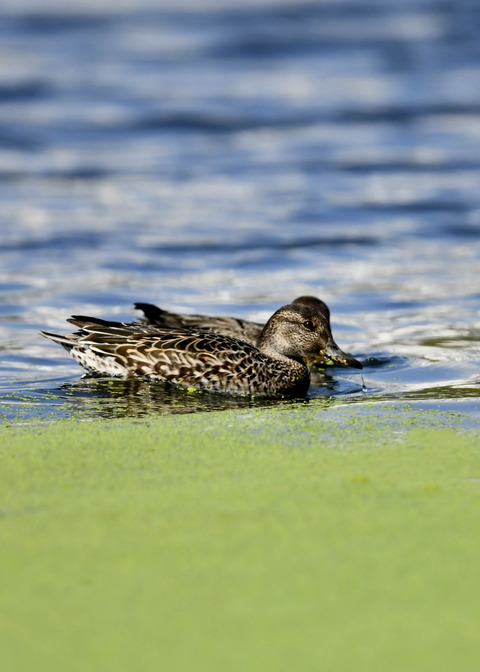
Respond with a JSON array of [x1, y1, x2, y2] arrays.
[[257, 333, 308, 369]]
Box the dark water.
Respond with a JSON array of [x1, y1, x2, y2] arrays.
[[1, 0, 479, 423]]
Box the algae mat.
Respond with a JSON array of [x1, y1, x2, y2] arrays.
[[1, 408, 480, 672]]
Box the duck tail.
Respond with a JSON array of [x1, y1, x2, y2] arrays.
[[40, 330, 78, 352], [134, 302, 185, 329], [134, 302, 167, 322]]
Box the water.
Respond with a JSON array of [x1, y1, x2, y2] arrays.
[[1, 0, 479, 424]]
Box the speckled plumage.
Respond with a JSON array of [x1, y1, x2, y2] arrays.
[[41, 303, 362, 398]]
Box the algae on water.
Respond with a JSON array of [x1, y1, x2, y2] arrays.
[[1, 411, 480, 672]]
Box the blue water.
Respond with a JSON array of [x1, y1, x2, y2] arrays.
[[1, 0, 479, 423]]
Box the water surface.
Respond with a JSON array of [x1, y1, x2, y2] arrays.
[[1, 0, 479, 423]]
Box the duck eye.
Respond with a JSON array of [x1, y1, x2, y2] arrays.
[[303, 320, 314, 331]]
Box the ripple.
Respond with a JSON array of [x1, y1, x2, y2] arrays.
[[0, 80, 53, 102]]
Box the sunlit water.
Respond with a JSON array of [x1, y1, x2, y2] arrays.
[[0, 0, 479, 424]]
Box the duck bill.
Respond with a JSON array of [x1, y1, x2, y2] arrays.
[[323, 339, 363, 369]]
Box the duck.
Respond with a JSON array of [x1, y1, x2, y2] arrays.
[[134, 295, 331, 346], [41, 302, 362, 398]]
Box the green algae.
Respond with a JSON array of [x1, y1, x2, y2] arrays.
[[1, 410, 480, 672]]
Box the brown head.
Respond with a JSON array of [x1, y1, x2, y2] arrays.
[[257, 303, 362, 368], [292, 295, 331, 326]]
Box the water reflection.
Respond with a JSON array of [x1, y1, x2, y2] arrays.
[[43, 377, 310, 420]]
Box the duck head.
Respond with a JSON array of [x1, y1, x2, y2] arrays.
[[258, 303, 363, 369]]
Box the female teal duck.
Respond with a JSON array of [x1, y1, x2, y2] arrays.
[[134, 295, 330, 346], [41, 302, 362, 398]]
